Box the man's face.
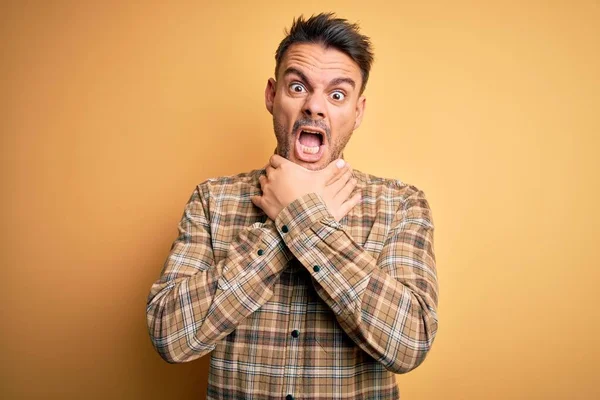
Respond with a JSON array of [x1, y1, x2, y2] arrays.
[[265, 43, 366, 171]]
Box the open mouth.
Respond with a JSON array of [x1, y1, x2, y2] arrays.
[[295, 127, 327, 162]]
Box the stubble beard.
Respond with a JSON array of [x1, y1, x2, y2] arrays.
[[272, 116, 353, 171]]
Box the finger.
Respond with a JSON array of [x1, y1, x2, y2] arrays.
[[337, 192, 361, 220], [335, 177, 357, 202], [265, 165, 274, 178], [326, 163, 352, 189], [324, 159, 349, 185], [251, 196, 263, 209], [269, 154, 287, 168], [329, 170, 354, 197], [258, 174, 267, 187]]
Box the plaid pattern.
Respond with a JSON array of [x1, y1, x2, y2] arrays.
[[146, 168, 438, 399]]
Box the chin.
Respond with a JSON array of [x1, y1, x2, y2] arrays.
[[290, 156, 329, 171], [298, 163, 322, 171]]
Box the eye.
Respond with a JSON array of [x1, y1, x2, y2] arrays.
[[290, 83, 306, 93], [330, 91, 346, 101]]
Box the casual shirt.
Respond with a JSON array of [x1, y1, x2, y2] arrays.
[[146, 168, 439, 399]]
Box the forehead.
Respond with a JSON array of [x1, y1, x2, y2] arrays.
[[279, 43, 362, 85]]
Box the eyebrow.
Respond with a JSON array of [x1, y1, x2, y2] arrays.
[[329, 77, 356, 89], [282, 67, 356, 90]]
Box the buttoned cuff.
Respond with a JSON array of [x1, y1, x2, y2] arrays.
[[219, 220, 292, 289], [274, 193, 337, 238]]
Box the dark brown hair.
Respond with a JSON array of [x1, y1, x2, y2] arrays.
[[275, 13, 374, 94]]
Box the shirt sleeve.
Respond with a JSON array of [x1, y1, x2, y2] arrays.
[[274, 189, 438, 374], [146, 185, 291, 363]]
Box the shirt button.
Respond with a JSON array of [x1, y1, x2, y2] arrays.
[[286, 395, 294, 400], [281, 225, 289, 233], [257, 249, 264, 256], [313, 265, 321, 272], [291, 329, 299, 338]]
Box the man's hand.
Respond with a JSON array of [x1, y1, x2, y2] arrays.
[[251, 155, 361, 222], [321, 161, 361, 222]]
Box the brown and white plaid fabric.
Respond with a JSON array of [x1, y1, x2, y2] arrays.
[[146, 168, 438, 399]]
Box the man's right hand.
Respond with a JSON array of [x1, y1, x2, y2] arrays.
[[251, 155, 361, 222]]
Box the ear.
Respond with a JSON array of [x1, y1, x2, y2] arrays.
[[265, 78, 277, 115], [353, 95, 366, 130]]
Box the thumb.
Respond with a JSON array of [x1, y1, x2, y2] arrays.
[[324, 159, 347, 184], [269, 154, 288, 169]]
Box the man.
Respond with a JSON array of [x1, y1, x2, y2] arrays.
[[147, 13, 438, 400]]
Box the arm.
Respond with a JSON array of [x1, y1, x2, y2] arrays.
[[274, 188, 438, 373], [146, 185, 290, 363]]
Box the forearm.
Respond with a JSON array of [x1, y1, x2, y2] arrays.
[[147, 218, 290, 364], [276, 192, 438, 373], [312, 256, 438, 373]]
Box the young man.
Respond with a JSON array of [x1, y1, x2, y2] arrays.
[[147, 13, 438, 400]]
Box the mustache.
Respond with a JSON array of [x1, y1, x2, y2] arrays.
[[292, 118, 331, 143]]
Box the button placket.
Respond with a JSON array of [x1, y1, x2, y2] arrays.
[[283, 272, 307, 398]]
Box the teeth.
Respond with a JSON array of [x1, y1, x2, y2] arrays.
[[300, 144, 319, 154], [302, 129, 322, 136]]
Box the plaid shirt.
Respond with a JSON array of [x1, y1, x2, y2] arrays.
[[146, 168, 438, 400]]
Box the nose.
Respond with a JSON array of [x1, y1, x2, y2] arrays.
[[303, 93, 326, 120]]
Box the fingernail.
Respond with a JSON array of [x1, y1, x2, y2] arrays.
[[336, 159, 345, 168]]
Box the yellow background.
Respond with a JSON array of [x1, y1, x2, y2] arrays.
[[1, 1, 598, 399]]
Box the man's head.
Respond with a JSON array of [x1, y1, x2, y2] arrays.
[[265, 13, 374, 171]]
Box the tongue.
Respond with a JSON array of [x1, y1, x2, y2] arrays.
[[299, 132, 321, 147]]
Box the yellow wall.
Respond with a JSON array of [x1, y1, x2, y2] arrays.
[[2, 1, 598, 399]]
